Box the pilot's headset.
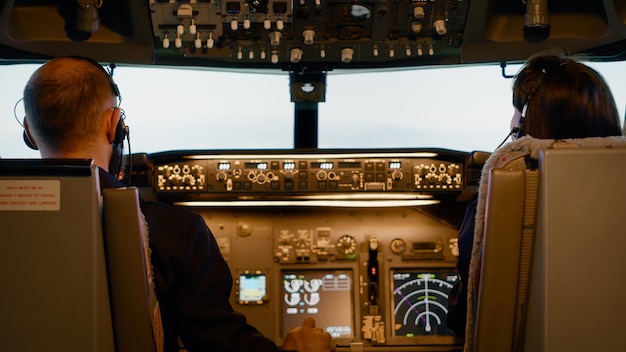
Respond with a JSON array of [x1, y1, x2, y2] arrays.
[[22, 56, 128, 150], [496, 66, 544, 149]]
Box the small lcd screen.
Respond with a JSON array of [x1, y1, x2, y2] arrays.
[[311, 162, 334, 169], [218, 162, 231, 170], [244, 162, 268, 170], [282, 270, 354, 338], [238, 273, 268, 304], [391, 270, 459, 337], [338, 161, 361, 169]]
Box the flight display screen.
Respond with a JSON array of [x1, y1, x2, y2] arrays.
[[237, 272, 268, 304], [391, 270, 459, 337], [281, 270, 354, 338]]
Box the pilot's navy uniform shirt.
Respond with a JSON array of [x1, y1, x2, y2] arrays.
[[100, 169, 280, 352], [446, 199, 477, 338]]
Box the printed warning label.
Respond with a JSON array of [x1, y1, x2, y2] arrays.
[[0, 180, 61, 211]]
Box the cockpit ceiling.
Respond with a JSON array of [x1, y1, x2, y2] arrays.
[[0, 0, 625, 70]]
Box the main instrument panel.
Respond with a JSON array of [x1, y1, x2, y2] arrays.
[[138, 148, 475, 351]]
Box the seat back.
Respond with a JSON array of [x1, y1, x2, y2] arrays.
[[472, 142, 626, 352], [524, 147, 626, 351], [103, 187, 159, 352], [0, 159, 114, 351], [0, 159, 156, 352]]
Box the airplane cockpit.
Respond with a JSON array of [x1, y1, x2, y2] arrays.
[[1, 1, 625, 351]]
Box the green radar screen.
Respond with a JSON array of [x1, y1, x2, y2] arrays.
[[392, 270, 459, 337]]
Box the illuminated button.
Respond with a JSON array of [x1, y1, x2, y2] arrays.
[[299, 172, 307, 179], [365, 173, 375, 182], [299, 161, 308, 169], [271, 181, 280, 190], [271, 161, 279, 169], [365, 163, 374, 171], [299, 181, 308, 189], [376, 173, 386, 182], [376, 162, 385, 171], [285, 181, 294, 190]]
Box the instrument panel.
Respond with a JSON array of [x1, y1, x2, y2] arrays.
[[140, 148, 472, 351], [150, 149, 467, 202], [150, 0, 469, 68]]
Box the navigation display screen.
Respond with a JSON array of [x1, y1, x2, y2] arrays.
[[391, 270, 459, 337], [281, 270, 354, 338]]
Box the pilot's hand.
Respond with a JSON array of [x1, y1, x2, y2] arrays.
[[281, 317, 331, 352]]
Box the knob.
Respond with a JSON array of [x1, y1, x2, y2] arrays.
[[392, 170, 403, 181], [216, 171, 227, 181], [269, 31, 281, 46], [175, 34, 182, 48], [351, 173, 360, 187], [290, 48, 303, 63], [411, 21, 422, 34], [303, 29, 315, 45], [207, 32, 215, 48], [434, 19, 447, 35], [341, 47, 354, 63], [414, 7, 425, 19]]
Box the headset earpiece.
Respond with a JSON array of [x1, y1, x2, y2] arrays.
[[23, 130, 38, 150], [113, 114, 127, 145]]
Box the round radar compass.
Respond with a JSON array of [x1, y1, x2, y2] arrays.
[[392, 271, 458, 336]]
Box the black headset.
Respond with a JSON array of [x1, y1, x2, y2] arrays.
[[23, 56, 127, 150]]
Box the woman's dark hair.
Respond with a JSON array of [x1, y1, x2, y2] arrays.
[[512, 53, 623, 139]]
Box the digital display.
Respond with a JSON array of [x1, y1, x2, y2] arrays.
[[238, 272, 268, 304], [218, 162, 231, 170], [338, 161, 361, 169], [311, 162, 334, 169], [244, 162, 268, 170], [389, 161, 402, 169], [283, 162, 296, 170], [391, 270, 458, 337], [282, 270, 353, 338]]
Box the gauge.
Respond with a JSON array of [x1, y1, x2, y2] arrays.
[[392, 271, 458, 336], [336, 234, 357, 255], [389, 238, 406, 254]]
